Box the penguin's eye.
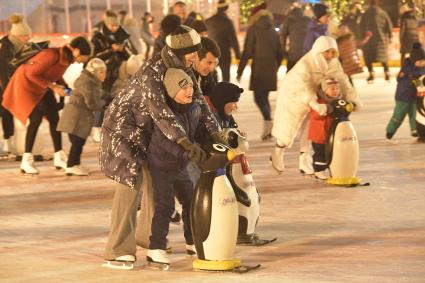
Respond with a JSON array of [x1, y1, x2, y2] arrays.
[[213, 144, 226, 152], [338, 100, 347, 106]]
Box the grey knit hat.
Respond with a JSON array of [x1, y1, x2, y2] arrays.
[[9, 13, 32, 37], [165, 25, 201, 56], [164, 68, 193, 99]]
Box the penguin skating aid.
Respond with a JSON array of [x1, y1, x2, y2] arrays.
[[190, 142, 260, 272]]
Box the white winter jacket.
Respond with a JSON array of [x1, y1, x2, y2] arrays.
[[272, 36, 357, 147]]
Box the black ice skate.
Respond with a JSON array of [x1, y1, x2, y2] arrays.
[[102, 255, 135, 270], [237, 233, 277, 246], [146, 249, 170, 271]]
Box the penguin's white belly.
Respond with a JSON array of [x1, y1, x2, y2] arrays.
[[203, 175, 238, 260], [231, 165, 260, 235], [329, 121, 359, 178]]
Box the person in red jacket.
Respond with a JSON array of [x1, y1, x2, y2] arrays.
[[308, 77, 341, 180], [2, 36, 92, 174]]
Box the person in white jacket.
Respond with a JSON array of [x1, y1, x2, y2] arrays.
[[271, 35, 358, 174]]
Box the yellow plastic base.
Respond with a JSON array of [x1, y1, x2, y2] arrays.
[[193, 258, 241, 271], [327, 176, 361, 186]]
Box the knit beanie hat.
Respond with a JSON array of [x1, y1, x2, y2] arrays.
[[321, 77, 339, 91], [209, 82, 244, 118], [86, 58, 107, 74], [125, 54, 144, 75], [69, 36, 92, 56], [160, 14, 181, 36], [410, 42, 425, 64], [164, 68, 193, 99], [9, 13, 32, 37], [104, 10, 119, 26], [313, 3, 330, 20], [217, 0, 229, 12], [166, 25, 201, 56]]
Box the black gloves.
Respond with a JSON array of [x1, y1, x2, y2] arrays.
[[178, 137, 207, 163], [210, 131, 229, 147]]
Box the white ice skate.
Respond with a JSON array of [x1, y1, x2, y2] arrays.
[[314, 170, 328, 180], [185, 244, 197, 255], [261, 120, 273, 141], [53, 150, 68, 170], [146, 249, 170, 270], [65, 165, 89, 176], [270, 145, 285, 173], [92, 127, 101, 143], [299, 152, 314, 175], [102, 255, 135, 270], [20, 153, 39, 174]]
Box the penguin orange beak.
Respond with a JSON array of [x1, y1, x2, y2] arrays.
[[345, 103, 354, 112], [227, 149, 237, 161]]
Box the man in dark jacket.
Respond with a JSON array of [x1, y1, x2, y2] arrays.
[[303, 3, 330, 54], [0, 13, 32, 154], [102, 25, 224, 269], [206, 0, 240, 82], [193, 36, 221, 96], [399, 3, 418, 66], [280, 5, 310, 71]]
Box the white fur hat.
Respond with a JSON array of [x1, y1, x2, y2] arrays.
[[86, 58, 107, 74]]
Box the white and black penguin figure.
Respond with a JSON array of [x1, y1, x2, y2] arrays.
[[224, 128, 277, 246], [415, 75, 425, 141], [325, 99, 361, 186], [190, 141, 241, 271]]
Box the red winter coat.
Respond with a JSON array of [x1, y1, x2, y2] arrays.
[[2, 47, 70, 124], [308, 96, 334, 144]]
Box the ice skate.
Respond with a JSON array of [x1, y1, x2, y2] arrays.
[[237, 234, 277, 246], [366, 72, 374, 84], [20, 153, 39, 174], [384, 71, 390, 82], [66, 165, 89, 176], [102, 255, 135, 270], [146, 249, 170, 270], [1, 138, 12, 154], [92, 127, 101, 143], [270, 145, 285, 173], [185, 244, 196, 255], [299, 152, 314, 175], [314, 170, 328, 180], [261, 120, 273, 141], [170, 210, 181, 225], [53, 150, 67, 170]]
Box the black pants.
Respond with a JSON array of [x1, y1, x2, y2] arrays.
[[25, 91, 61, 153], [149, 166, 194, 249], [0, 104, 14, 139], [219, 54, 231, 82], [254, 90, 272, 121], [312, 142, 327, 172], [366, 61, 389, 73], [67, 134, 86, 167]]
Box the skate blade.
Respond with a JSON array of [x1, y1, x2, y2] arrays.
[[146, 261, 170, 271], [237, 237, 277, 246], [102, 260, 134, 270], [194, 264, 261, 274]]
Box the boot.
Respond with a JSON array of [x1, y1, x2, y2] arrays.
[[270, 144, 285, 173], [65, 165, 89, 176], [147, 249, 170, 270], [261, 120, 273, 141], [314, 170, 328, 180], [20, 153, 39, 174], [53, 150, 68, 170], [299, 152, 314, 175], [366, 72, 374, 84], [92, 127, 101, 143], [185, 244, 197, 255], [384, 71, 390, 82]]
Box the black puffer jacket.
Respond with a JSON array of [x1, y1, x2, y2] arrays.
[[280, 7, 310, 62], [399, 10, 418, 54], [0, 36, 18, 98]]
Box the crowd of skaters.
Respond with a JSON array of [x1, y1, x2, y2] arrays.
[[0, 0, 424, 269]]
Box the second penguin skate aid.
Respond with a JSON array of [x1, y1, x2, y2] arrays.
[[190, 141, 260, 273]]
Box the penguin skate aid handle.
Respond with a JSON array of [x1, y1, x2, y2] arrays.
[[198, 141, 237, 172]]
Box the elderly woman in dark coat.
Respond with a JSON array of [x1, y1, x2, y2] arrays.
[[237, 9, 283, 140], [359, 0, 393, 83]]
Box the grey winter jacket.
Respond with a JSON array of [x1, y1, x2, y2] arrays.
[[359, 6, 393, 63], [280, 8, 310, 62], [237, 11, 283, 91], [99, 47, 221, 189], [57, 70, 104, 139]]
